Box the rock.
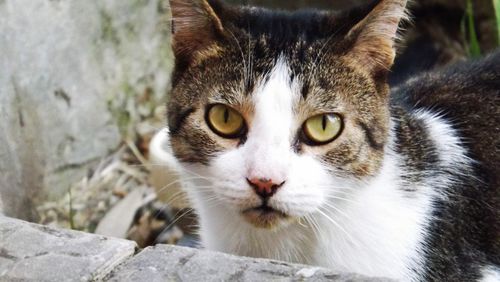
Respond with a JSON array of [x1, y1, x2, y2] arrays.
[[0, 215, 390, 281], [108, 245, 392, 282], [0, 215, 137, 281], [0, 0, 173, 220]]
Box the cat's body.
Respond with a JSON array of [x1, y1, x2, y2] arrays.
[[163, 0, 499, 280], [390, 53, 500, 280]]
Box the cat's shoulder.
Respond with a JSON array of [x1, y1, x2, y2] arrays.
[[391, 51, 500, 172]]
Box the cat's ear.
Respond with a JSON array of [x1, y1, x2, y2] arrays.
[[169, 0, 225, 65], [345, 0, 408, 77]]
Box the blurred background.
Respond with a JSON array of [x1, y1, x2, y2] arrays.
[[0, 0, 499, 248]]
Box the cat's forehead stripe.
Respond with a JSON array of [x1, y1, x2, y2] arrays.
[[255, 57, 293, 102], [250, 57, 298, 141]]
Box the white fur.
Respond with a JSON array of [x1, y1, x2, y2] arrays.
[[480, 266, 500, 282], [243, 57, 297, 184], [161, 58, 472, 280], [414, 110, 471, 172]]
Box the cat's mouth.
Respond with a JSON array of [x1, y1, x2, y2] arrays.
[[241, 205, 288, 229]]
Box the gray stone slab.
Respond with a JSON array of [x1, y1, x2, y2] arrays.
[[108, 245, 391, 282], [0, 0, 172, 220], [0, 216, 137, 281]]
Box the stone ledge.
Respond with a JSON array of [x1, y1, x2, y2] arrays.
[[0, 216, 390, 281], [0, 216, 137, 281], [108, 245, 389, 282]]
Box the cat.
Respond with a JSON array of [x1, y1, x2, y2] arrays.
[[160, 0, 500, 280]]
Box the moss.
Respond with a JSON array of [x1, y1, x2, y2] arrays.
[[99, 10, 120, 45], [131, 0, 150, 9], [124, 22, 138, 40], [107, 82, 135, 137]]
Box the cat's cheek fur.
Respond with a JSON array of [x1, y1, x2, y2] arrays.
[[207, 149, 261, 212], [267, 154, 331, 217]]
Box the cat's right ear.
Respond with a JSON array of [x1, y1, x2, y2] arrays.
[[344, 0, 408, 79], [169, 0, 225, 66]]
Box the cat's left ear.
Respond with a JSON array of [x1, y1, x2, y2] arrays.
[[345, 0, 408, 78]]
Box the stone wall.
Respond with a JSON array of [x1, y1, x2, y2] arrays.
[[0, 0, 173, 220], [0, 216, 390, 281]]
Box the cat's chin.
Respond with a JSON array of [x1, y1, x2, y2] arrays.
[[241, 206, 291, 229]]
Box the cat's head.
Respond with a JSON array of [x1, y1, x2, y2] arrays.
[[167, 0, 407, 229]]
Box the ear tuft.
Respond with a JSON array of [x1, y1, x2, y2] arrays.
[[346, 0, 408, 77], [169, 0, 225, 64]]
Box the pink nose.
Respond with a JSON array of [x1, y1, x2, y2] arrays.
[[246, 178, 285, 199]]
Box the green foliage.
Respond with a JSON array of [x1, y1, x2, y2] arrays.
[[464, 0, 481, 57], [494, 0, 500, 44], [68, 188, 75, 230]]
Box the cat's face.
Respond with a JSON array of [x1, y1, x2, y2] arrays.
[[167, 0, 405, 228]]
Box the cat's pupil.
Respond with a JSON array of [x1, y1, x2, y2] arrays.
[[322, 115, 327, 131], [224, 108, 229, 123]]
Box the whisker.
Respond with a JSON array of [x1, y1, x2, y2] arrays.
[[155, 176, 211, 194], [159, 191, 189, 208], [304, 214, 322, 241], [246, 17, 253, 90], [322, 202, 351, 220], [226, 28, 248, 86], [316, 208, 360, 248], [324, 195, 360, 205], [162, 208, 194, 232]]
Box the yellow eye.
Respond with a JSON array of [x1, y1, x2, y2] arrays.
[[303, 113, 343, 144], [206, 104, 245, 138]]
